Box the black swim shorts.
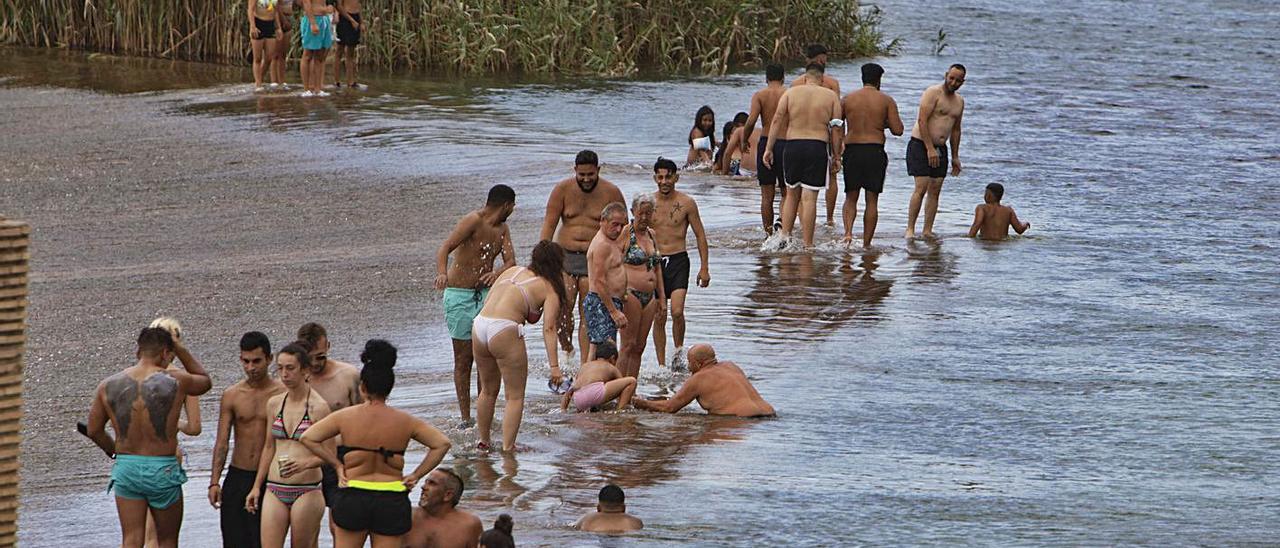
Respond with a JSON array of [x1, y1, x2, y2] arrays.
[[331, 487, 412, 536], [783, 139, 829, 191], [336, 13, 360, 46], [253, 17, 277, 40], [563, 249, 588, 278], [905, 137, 948, 179], [756, 136, 786, 188], [661, 251, 690, 298], [842, 143, 888, 194], [320, 465, 339, 507]]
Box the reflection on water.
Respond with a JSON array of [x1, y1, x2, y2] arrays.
[[738, 250, 896, 342], [905, 238, 959, 285]]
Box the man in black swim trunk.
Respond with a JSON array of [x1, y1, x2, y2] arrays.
[[650, 158, 710, 369], [763, 63, 843, 248], [334, 0, 363, 89], [743, 64, 789, 235], [906, 64, 966, 239], [835, 63, 904, 248]]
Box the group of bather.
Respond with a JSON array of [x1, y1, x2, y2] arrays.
[[247, 0, 365, 96]]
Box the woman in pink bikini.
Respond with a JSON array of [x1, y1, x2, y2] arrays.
[[246, 341, 333, 548], [472, 240, 569, 452]]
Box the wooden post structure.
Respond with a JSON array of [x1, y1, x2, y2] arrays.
[[0, 216, 29, 547]]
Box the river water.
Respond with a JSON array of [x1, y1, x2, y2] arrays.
[[6, 0, 1280, 545]]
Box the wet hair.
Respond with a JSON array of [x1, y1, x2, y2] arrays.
[[529, 240, 570, 311], [805, 43, 828, 60], [631, 192, 655, 213], [438, 467, 465, 508], [689, 105, 715, 146], [861, 62, 885, 86], [600, 202, 628, 222], [137, 327, 175, 357], [595, 340, 618, 361], [486, 184, 515, 206], [599, 484, 625, 505], [766, 63, 784, 82], [653, 157, 679, 174], [278, 341, 313, 371], [575, 150, 599, 167], [239, 331, 272, 356], [359, 339, 397, 398], [297, 322, 328, 348], [733, 111, 749, 125], [986, 182, 1004, 201], [715, 121, 737, 165], [949, 63, 967, 74], [479, 515, 514, 548], [806, 62, 825, 76]]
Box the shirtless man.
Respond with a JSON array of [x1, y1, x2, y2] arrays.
[[968, 183, 1030, 240], [209, 332, 285, 548], [649, 158, 710, 369], [334, 0, 364, 89], [435, 184, 517, 423], [85, 327, 212, 548], [791, 44, 842, 226], [835, 63, 904, 248], [299, 0, 334, 97], [584, 202, 630, 359], [295, 322, 361, 521], [540, 150, 626, 357], [906, 63, 967, 238], [559, 341, 636, 413], [403, 468, 483, 548], [743, 64, 788, 234], [633, 344, 775, 417], [575, 484, 643, 534], [764, 63, 843, 248]]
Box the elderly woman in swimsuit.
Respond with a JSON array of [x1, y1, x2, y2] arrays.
[[246, 342, 333, 548], [618, 193, 665, 380], [472, 240, 569, 452], [301, 339, 452, 548]]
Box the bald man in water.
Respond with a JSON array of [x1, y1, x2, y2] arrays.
[[633, 344, 775, 417]]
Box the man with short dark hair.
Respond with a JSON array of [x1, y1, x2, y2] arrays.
[[968, 183, 1030, 240], [792, 43, 842, 226], [633, 344, 775, 418], [560, 341, 636, 413], [584, 202, 630, 359], [540, 151, 627, 358], [209, 332, 285, 548], [435, 184, 517, 423], [295, 322, 361, 522], [575, 484, 643, 533], [906, 63, 967, 239], [403, 468, 483, 548], [743, 64, 789, 234], [764, 63, 843, 248], [85, 327, 212, 548], [835, 62, 904, 248], [649, 158, 710, 370]]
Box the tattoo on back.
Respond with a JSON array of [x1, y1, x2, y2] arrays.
[[142, 374, 179, 441], [105, 374, 139, 438]]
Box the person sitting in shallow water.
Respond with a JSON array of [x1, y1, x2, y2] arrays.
[[560, 341, 636, 413], [968, 183, 1030, 241], [633, 344, 775, 417], [576, 484, 643, 534], [686, 105, 717, 167]]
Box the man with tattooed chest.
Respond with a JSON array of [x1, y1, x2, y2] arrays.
[[85, 327, 212, 548]]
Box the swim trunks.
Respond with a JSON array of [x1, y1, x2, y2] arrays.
[[757, 136, 786, 188], [783, 139, 829, 191], [109, 454, 188, 510], [332, 484, 412, 536], [583, 292, 623, 344], [220, 466, 264, 548], [905, 137, 948, 179], [842, 143, 888, 194], [300, 14, 333, 50], [563, 250, 588, 278], [443, 287, 489, 341], [572, 381, 607, 411], [660, 251, 690, 298], [336, 12, 361, 45], [321, 464, 339, 507], [253, 17, 278, 40]]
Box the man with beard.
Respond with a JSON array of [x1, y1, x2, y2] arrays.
[[764, 63, 843, 248], [649, 158, 710, 369], [403, 468, 483, 548], [906, 63, 967, 239], [791, 44, 842, 227], [209, 332, 285, 548], [435, 184, 517, 424], [295, 322, 361, 533], [584, 202, 630, 359], [540, 150, 626, 358]]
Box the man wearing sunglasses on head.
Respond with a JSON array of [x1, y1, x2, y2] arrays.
[[296, 322, 362, 535]]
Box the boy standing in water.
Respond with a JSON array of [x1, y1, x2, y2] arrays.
[[968, 183, 1030, 240], [334, 0, 364, 89]]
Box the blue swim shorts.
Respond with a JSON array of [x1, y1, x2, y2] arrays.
[[583, 292, 623, 345], [300, 14, 333, 50], [109, 454, 188, 509], [443, 287, 489, 341]]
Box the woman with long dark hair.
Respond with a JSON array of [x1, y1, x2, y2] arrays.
[[472, 240, 569, 452], [686, 105, 717, 166]]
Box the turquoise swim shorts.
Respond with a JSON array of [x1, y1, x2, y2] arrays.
[[444, 287, 489, 340], [109, 454, 188, 509]]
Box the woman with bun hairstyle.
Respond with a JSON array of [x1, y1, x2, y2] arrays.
[[300, 339, 452, 547], [472, 240, 569, 452]]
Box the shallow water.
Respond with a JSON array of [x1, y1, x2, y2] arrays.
[[6, 0, 1280, 545]]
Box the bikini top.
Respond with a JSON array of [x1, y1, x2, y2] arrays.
[[624, 226, 660, 271], [496, 266, 543, 323], [338, 444, 406, 464], [270, 392, 312, 441], [257, 0, 277, 10]]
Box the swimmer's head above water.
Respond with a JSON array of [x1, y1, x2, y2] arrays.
[[686, 343, 717, 372], [574, 150, 600, 192]]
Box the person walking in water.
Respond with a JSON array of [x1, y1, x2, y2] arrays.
[[764, 63, 843, 248], [835, 62, 904, 248], [617, 193, 664, 379], [791, 44, 842, 226], [906, 64, 967, 239], [649, 158, 710, 369]]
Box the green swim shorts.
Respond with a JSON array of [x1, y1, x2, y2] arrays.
[[109, 454, 188, 509], [444, 287, 489, 341]]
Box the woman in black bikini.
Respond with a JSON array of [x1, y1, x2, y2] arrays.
[[618, 193, 665, 381], [300, 339, 452, 548]]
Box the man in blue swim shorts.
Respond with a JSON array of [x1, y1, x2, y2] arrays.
[[584, 201, 630, 358], [435, 184, 517, 423], [84, 327, 212, 547]]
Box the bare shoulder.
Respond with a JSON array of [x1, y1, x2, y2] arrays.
[[309, 389, 334, 415], [679, 191, 699, 209], [600, 179, 625, 200], [333, 360, 360, 377]]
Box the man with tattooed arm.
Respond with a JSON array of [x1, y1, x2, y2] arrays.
[[85, 327, 212, 548]]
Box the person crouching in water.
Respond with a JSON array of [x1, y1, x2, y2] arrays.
[[300, 339, 453, 547], [560, 341, 636, 413]]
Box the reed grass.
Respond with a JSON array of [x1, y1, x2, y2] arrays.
[[2, 0, 897, 75]]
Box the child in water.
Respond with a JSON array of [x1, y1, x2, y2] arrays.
[[968, 183, 1031, 240]]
